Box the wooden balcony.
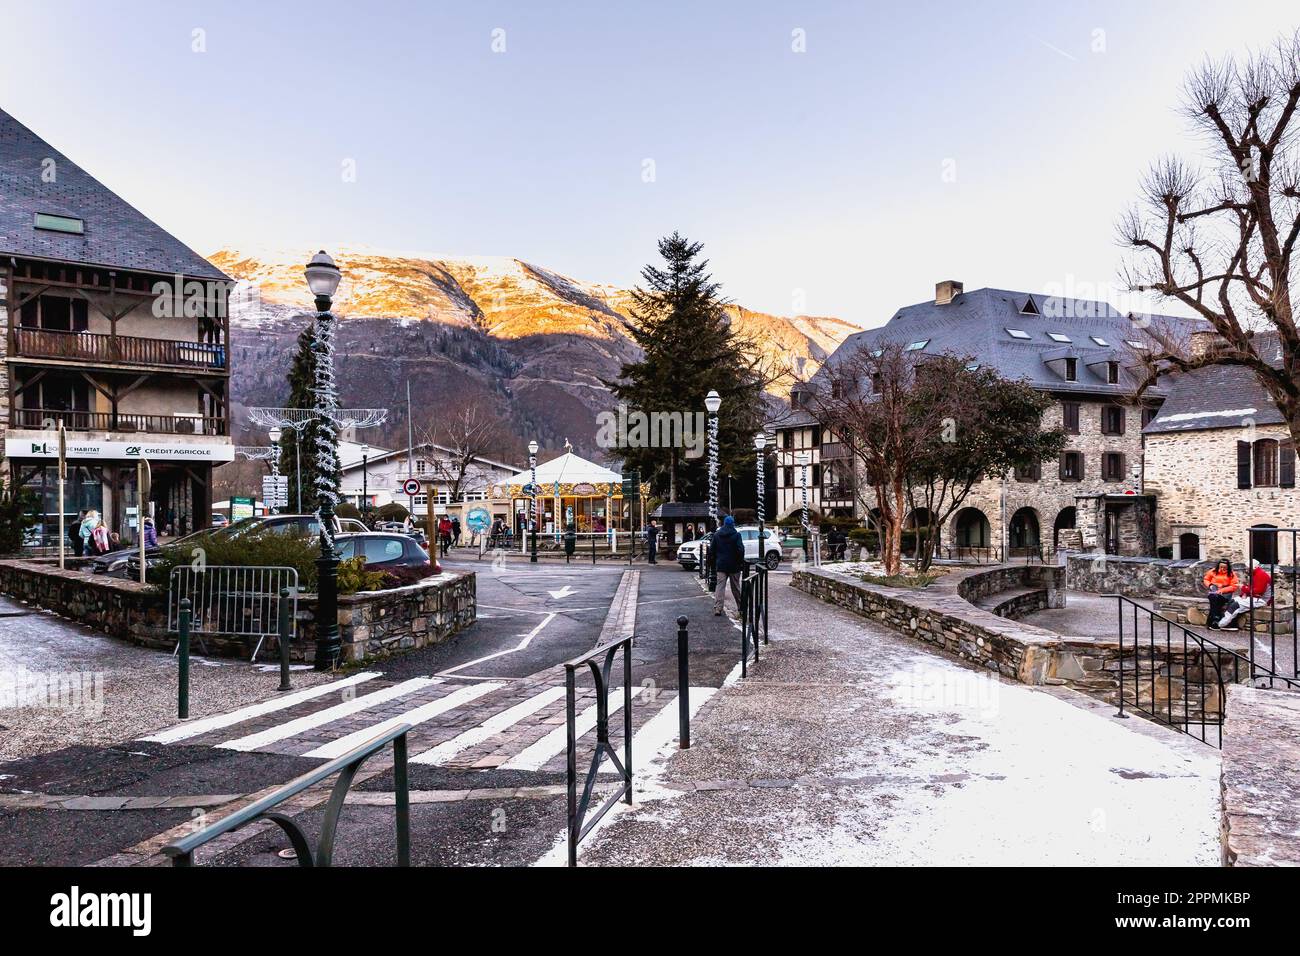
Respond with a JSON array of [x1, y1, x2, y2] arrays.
[[819, 442, 851, 461], [11, 407, 228, 436], [12, 327, 227, 371]]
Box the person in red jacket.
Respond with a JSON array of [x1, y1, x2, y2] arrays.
[[1217, 560, 1274, 630]]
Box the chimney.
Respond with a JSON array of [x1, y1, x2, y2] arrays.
[[1189, 328, 1223, 359], [935, 280, 964, 305]]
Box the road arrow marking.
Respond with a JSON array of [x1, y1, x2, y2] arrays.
[[548, 585, 577, 599]]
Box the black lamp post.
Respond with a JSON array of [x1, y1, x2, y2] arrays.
[[305, 250, 343, 671], [528, 439, 539, 563], [754, 430, 767, 551], [705, 389, 721, 590], [361, 442, 369, 524]]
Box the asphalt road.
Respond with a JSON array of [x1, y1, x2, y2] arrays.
[[0, 555, 749, 867]]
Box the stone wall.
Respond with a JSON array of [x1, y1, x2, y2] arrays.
[[1145, 427, 1298, 562], [1221, 684, 1300, 866], [0, 559, 476, 664], [792, 564, 1239, 723], [1066, 553, 1298, 604]]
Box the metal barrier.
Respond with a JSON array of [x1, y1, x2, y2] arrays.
[[1246, 526, 1299, 681], [168, 565, 299, 662], [740, 562, 769, 678], [162, 723, 412, 866], [564, 635, 633, 867], [676, 616, 691, 750], [1112, 594, 1300, 747]]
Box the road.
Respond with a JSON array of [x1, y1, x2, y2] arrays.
[[0, 555, 752, 866]]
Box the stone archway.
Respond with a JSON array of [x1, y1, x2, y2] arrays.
[[1008, 506, 1041, 555], [952, 507, 991, 549], [1052, 506, 1076, 548]]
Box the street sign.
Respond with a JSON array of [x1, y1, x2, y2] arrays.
[[262, 475, 288, 508], [621, 470, 640, 498], [402, 477, 421, 496], [231, 495, 255, 521], [466, 506, 492, 533]]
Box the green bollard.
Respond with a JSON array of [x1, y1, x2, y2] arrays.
[[278, 587, 293, 692], [178, 598, 191, 719]]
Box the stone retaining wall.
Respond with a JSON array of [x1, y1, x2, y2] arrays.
[[1067, 553, 1298, 602], [792, 564, 1238, 722], [0, 559, 476, 664], [1221, 684, 1300, 866]]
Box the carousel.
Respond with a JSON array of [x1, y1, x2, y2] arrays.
[[494, 444, 644, 535]]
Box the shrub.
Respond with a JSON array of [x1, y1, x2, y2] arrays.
[[375, 502, 411, 522], [335, 502, 362, 520], [0, 478, 39, 555], [379, 563, 439, 588], [148, 531, 320, 590], [338, 556, 386, 595]]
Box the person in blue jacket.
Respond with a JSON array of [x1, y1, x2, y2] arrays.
[[709, 515, 746, 615]]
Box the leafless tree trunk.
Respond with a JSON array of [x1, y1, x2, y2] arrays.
[[1119, 31, 1300, 448], [415, 400, 508, 504]]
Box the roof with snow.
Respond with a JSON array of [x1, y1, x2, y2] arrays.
[[1144, 357, 1287, 435], [503, 451, 622, 487], [0, 108, 226, 279]]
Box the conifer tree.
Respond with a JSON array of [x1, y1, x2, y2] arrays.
[[278, 324, 339, 512]]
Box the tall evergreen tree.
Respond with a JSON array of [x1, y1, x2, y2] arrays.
[[278, 324, 339, 513], [607, 233, 768, 501]]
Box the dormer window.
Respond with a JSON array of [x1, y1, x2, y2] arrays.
[[1020, 297, 1040, 315], [34, 212, 84, 235], [1064, 357, 1078, 381], [1107, 361, 1120, 385], [1006, 328, 1031, 340]]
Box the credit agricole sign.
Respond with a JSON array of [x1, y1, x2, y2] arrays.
[[5, 439, 235, 462]]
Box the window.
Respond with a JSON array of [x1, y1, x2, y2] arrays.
[[1090, 336, 1109, 346], [416, 460, 427, 474], [1239, 439, 1295, 489], [810, 425, 822, 447], [1126, 340, 1147, 350], [1102, 452, 1126, 482], [34, 212, 84, 234], [1101, 405, 1125, 435], [1047, 332, 1072, 343], [811, 463, 823, 486], [1062, 402, 1080, 434], [905, 339, 930, 351], [1107, 361, 1120, 385], [870, 372, 883, 393], [782, 466, 794, 487], [362, 537, 407, 564], [19, 294, 88, 331], [1060, 452, 1084, 481], [1142, 406, 1158, 427], [1254, 439, 1279, 487], [782, 431, 792, 450], [1020, 298, 1040, 315], [1006, 328, 1031, 339], [1015, 461, 1041, 482], [1064, 357, 1078, 381]]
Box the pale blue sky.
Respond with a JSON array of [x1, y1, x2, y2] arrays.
[[3, 1, 1297, 325]]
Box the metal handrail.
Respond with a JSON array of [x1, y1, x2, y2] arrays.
[[162, 723, 411, 866], [740, 562, 768, 677], [564, 635, 633, 867], [1110, 594, 1300, 748]]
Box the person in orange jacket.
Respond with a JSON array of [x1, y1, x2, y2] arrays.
[[1217, 560, 1274, 630], [1202, 559, 1239, 628]]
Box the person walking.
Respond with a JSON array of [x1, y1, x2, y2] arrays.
[[709, 515, 746, 616], [438, 515, 453, 557], [644, 520, 660, 564], [142, 516, 158, 549], [451, 515, 462, 548]]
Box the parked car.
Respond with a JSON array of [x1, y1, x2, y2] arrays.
[[124, 514, 369, 576], [210, 514, 230, 528], [676, 526, 782, 571], [334, 532, 436, 572], [374, 520, 429, 549]]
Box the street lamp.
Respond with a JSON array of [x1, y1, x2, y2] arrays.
[[305, 250, 342, 671], [795, 450, 812, 562], [360, 442, 369, 523], [754, 431, 767, 554], [268, 426, 282, 515], [528, 440, 539, 564], [704, 389, 721, 589]]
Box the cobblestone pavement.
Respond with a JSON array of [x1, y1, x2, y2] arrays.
[[570, 579, 1223, 867]]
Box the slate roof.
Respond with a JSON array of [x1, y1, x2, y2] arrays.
[[820, 287, 1201, 398], [650, 501, 712, 519], [1144, 337, 1288, 434], [0, 108, 225, 280]]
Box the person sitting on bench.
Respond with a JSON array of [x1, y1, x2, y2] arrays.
[[1216, 560, 1273, 631], [1202, 559, 1239, 628]]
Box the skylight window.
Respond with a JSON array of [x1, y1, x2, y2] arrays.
[[904, 339, 929, 351], [1126, 340, 1147, 350], [1006, 328, 1031, 340], [965, 362, 980, 371], [1047, 332, 1072, 343], [34, 212, 84, 235], [1090, 336, 1109, 346]]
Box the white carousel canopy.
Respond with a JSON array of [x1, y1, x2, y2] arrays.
[[503, 451, 621, 488]]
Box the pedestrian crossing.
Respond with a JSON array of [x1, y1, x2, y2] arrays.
[[142, 672, 713, 775]]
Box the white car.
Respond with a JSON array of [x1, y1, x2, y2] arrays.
[[677, 526, 781, 571]]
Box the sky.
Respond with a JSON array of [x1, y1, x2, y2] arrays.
[[3, 0, 1298, 327]]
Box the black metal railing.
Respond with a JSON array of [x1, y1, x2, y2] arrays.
[[740, 561, 769, 677], [1246, 526, 1299, 682], [564, 635, 633, 867], [11, 407, 228, 435], [938, 545, 1004, 565], [1111, 595, 1300, 748], [162, 723, 412, 866]]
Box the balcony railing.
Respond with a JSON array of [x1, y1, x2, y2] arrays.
[[13, 327, 226, 370], [819, 442, 851, 461], [11, 407, 228, 436]]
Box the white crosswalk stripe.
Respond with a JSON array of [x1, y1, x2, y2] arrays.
[[599, 687, 715, 773], [500, 686, 643, 771], [303, 681, 506, 759], [217, 677, 441, 752], [411, 685, 568, 766], [142, 672, 383, 744]]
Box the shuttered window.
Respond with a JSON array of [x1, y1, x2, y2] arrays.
[[1282, 441, 1296, 489], [1060, 452, 1083, 481], [1101, 405, 1125, 435], [1254, 439, 1280, 487], [1102, 453, 1126, 482], [1237, 441, 1252, 489], [1062, 403, 1080, 435]]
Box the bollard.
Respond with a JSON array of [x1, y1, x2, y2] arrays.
[[178, 598, 191, 719], [592, 530, 596, 566], [278, 587, 293, 692], [677, 616, 690, 749]]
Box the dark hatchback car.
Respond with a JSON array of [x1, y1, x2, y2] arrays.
[[334, 532, 437, 572]]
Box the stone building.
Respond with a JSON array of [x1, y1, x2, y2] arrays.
[[768, 281, 1189, 556], [0, 108, 233, 543], [1143, 357, 1297, 564]]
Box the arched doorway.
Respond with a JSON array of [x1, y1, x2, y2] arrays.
[[903, 508, 934, 558], [1008, 507, 1041, 555], [952, 507, 991, 551], [1177, 532, 1201, 561], [1053, 507, 1076, 548], [1250, 524, 1279, 565]]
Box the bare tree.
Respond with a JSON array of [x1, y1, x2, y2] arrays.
[[808, 343, 947, 576], [1119, 30, 1300, 448], [414, 400, 508, 504]]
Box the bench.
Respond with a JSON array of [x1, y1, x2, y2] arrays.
[[1154, 593, 1294, 632]]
